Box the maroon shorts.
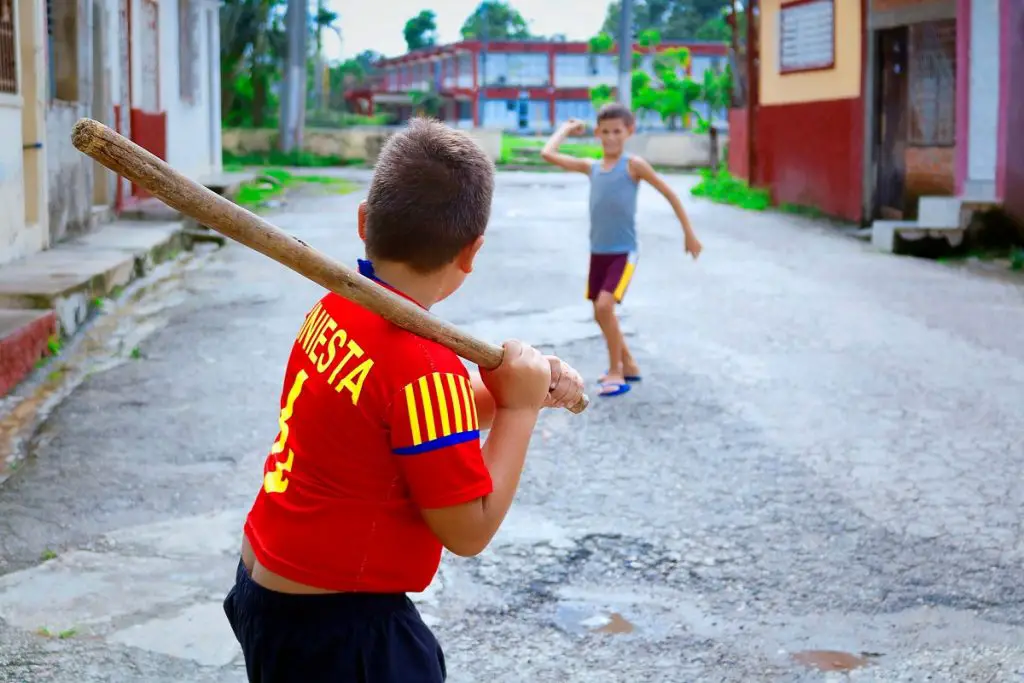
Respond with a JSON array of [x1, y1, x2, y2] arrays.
[[586, 252, 638, 302]]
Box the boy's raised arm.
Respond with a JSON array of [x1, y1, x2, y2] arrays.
[[541, 119, 594, 174]]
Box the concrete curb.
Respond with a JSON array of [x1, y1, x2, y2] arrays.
[[0, 219, 195, 411], [0, 240, 219, 484], [0, 221, 186, 339]]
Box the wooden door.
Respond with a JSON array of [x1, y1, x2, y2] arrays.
[[875, 26, 909, 219]]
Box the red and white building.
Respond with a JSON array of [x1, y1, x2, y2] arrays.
[[346, 39, 729, 132]]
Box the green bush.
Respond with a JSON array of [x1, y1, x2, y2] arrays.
[[690, 168, 771, 211]]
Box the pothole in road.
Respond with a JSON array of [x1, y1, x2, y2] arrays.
[[791, 650, 875, 672]]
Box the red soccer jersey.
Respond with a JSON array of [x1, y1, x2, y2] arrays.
[[243, 260, 494, 593]]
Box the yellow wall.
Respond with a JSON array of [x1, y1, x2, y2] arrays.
[[759, 0, 862, 106]]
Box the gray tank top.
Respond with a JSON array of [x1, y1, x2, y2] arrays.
[[588, 155, 639, 254]]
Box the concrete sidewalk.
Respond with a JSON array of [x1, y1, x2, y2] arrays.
[[0, 221, 185, 399]]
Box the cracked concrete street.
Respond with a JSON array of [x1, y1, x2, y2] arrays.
[[1, 170, 1024, 682]]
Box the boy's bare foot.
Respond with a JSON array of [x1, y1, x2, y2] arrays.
[[598, 372, 630, 397], [599, 363, 641, 384]]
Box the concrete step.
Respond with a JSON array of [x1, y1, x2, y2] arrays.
[[0, 309, 58, 397], [871, 220, 918, 252], [119, 197, 183, 222], [916, 196, 962, 229], [196, 170, 259, 198], [0, 221, 183, 339], [91, 204, 114, 230], [872, 219, 966, 254], [118, 172, 259, 225]]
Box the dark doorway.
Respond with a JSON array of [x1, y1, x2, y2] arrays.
[[874, 26, 909, 219]]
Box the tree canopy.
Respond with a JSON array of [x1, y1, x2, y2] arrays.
[[460, 1, 533, 40], [403, 10, 439, 51], [588, 29, 731, 131], [220, 0, 335, 128], [600, 0, 733, 41]]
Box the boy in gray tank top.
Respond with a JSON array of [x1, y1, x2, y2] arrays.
[[541, 103, 702, 397]]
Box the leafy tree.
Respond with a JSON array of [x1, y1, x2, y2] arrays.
[[220, 0, 288, 128], [588, 29, 705, 130], [588, 32, 614, 54], [221, 0, 340, 128], [460, 1, 532, 40], [404, 10, 438, 51], [329, 50, 384, 111], [694, 15, 731, 41], [600, 0, 733, 41], [410, 88, 444, 117]]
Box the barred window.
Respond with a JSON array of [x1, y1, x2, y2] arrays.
[[179, 0, 200, 102], [0, 0, 16, 95]]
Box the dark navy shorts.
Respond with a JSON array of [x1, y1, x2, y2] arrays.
[[223, 560, 446, 683]]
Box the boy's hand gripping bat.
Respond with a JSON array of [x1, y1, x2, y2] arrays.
[[71, 118, 590, 414]]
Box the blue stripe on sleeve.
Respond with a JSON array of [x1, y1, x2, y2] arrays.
[[393, 430, 481, 456]]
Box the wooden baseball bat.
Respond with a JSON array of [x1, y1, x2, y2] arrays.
[[71, 118, 590, 414]]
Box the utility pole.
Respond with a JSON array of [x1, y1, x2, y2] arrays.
[[479, 3, 489, 127], [280, 0, 308, 153], [315, 0, 326, 113], [618, 0, 633, 109]]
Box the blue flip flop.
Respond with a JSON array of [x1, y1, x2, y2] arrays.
[[597, 372, 642, 384], [598, 382, 631, 398]]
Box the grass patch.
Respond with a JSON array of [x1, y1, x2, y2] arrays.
[[690, 168, 771, 211], [1011, 247, 1024, 272], [235, 169, 358, 210], [34, 334, 63, 369], [222, 150, 361, 169], [779, 202, 824, 219], [498, 134, 603, 166]]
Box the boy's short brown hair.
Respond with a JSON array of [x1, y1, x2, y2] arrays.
[[364, 118, 495, 273], [596, 102, 635, 128]]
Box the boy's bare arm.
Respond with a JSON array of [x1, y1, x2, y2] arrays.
[[541, 120, 594, 174], [420, 407, 539, 557], [629, 156, 703, 259], [421, 344, 583, 557]]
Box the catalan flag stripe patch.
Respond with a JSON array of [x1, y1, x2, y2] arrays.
[[396, 372, 480, 455]]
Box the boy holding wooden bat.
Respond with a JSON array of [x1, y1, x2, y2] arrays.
[[222, 118, 585, 683], [541, 103, 703, 397]]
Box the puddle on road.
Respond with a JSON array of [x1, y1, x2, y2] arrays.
[[791, 650, 874, 672], [592, 613, 635, 635], [560, 604, 638, 637]]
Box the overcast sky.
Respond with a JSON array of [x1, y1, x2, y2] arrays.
[[325, 1, 612, 60]]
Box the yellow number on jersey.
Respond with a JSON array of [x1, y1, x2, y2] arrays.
[[263, 370, 308, 494]]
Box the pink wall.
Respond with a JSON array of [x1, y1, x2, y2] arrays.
[[1000, 0, 1024, 231], [955, 0, 970, 195]]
